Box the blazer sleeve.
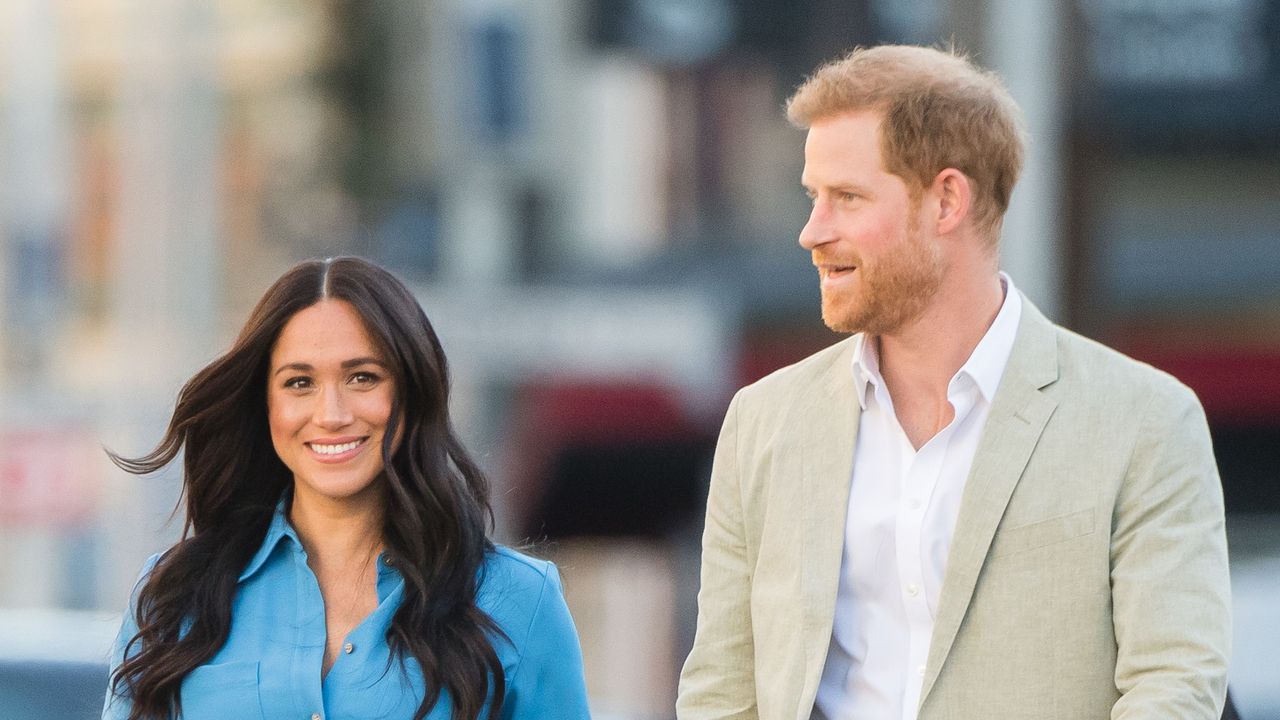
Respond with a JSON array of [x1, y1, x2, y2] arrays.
[[501, 564, 592, 720], [677, 391, 759, 720], [1109, 383, 1231, 719]]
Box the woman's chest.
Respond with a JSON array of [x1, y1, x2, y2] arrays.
[[178, 558, 436, 719]]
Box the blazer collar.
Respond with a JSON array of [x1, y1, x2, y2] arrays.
[[796, 336, 863, 717], [918, 293, 1061, 706]]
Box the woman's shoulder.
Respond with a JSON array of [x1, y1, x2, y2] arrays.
[[476, 546, 583, 677], [476, 546, 570, 632], [478, 546, 560, 597]]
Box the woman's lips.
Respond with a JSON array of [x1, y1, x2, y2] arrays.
[[305, 437, 369, 463]]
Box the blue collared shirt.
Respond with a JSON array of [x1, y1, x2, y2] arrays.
[[103, 506, 591, 720]]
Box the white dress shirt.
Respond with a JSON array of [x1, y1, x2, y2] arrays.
[[813, 275, 1022, 720]]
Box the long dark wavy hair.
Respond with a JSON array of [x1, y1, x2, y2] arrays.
[[108, 257, 505, 720]]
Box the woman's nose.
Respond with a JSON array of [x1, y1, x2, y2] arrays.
[[314, 385, 353, 428]]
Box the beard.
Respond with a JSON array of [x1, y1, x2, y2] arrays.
[[818, 225, 944, 335]]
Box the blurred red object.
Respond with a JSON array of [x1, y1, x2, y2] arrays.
[[0, 428, 101, 526]]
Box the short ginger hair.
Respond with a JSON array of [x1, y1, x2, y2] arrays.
[[786, 45, 1027, 239]]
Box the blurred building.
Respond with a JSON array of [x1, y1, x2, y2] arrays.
[[0, 0, 1278, 718]]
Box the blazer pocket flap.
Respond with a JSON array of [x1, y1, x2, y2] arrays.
[[991, 507, 1095, 557]]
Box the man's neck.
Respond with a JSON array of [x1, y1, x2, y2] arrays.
[[876, 271, 1005, 448]]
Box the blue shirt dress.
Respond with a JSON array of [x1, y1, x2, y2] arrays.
[[103, 506, 591, 720]]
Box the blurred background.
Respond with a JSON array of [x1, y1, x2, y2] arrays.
[[0, 0, 1278, 717]]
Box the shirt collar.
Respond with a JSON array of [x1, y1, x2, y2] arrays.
[[850, 333, 880, 411], [957, 273, 1022, 403], [238, 497, 300, 582], [848, 272, 1023, 407]]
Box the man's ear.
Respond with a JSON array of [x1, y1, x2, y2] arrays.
[[932, 168, 971, 235]]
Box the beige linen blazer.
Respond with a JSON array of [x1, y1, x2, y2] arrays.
[[677, 298, 1231, 720]]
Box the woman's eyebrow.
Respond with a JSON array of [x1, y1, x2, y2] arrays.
[[273, 362, 312, 376], [271, 358, 386, 376]]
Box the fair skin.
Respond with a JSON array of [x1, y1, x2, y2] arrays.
[[267, 298, 395, 677], [800, 110, 1004, 448]]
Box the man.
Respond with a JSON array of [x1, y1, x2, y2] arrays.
[[677, 45, 1230, 720]]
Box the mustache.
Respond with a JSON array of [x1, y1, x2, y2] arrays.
[[812, 252, 862, 268]]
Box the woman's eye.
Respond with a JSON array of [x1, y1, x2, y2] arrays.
[[283, 377, 312, 390], [350, 372, 379, 385]]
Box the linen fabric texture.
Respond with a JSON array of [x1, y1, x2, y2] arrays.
[[676, 295, 1231, 720]]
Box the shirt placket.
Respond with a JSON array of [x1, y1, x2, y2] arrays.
[[894, 421, 949, 720], [292, 544, 329, 720], [323, 557, 404, 717]]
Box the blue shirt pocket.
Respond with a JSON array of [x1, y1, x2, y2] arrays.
[[179, 660, 265, 720]]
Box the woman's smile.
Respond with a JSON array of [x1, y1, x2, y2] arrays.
[[306, 436, 370, 462]]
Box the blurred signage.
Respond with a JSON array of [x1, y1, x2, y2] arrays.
[[590, 0, 735, 65], [870, 0, 946, 46], [590, 0, 834, 65], [0, 429, 100, 526], [1075, 0, 1280, 150], [1080, 0, 1267, 88]]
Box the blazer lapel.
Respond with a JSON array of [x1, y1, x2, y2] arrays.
[[919, 297, 1061, 706], [795, 337, 862, 718]]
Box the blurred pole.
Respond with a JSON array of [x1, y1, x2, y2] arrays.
[[983, 0, 1066, 320], [0, 0, 73, 384], [570, 54, 669, 268], [420, 0, 569, 503], [0, 0, 75, 608], [419, 0, 518, 504], [100, 0, 222, 607], [430, 0, 533, 284]]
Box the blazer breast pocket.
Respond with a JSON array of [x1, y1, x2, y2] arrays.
[[990, 507, 1096, 558], [179, 660, 265, 720]]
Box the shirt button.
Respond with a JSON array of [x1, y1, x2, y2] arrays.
[[906, 583, 920, 596], [917, 665, 926, 676], [908, 499, 923, 510], [343, 642, 355, 654], [312, 714, 322, 720]]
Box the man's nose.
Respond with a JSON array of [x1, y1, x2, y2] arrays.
[[798, 202, 835, 250]]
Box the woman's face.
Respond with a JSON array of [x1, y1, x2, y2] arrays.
[[267, 299, 395, 510]]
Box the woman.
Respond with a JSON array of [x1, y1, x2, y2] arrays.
[[102, 257, 591, 720]]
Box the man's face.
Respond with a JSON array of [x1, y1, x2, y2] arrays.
[[799, 110, 944, 335]]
